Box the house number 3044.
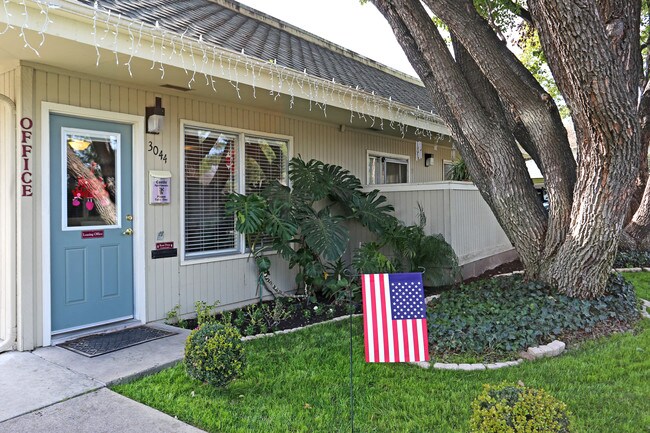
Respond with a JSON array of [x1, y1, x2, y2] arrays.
[[148, 141, 168, 163]]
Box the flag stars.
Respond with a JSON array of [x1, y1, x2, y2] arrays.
[[389, 275, 425, 320]]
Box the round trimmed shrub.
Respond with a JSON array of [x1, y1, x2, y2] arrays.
[[470, 382, 571, 433], [184, 322, 245, 387]]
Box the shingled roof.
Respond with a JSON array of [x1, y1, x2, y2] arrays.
[[77, 0, 436, 113]]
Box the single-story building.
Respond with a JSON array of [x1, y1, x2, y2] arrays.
[[0, 0, 514, 351]]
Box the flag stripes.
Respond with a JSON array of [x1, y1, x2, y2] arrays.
[[361, 273, 429, 363]]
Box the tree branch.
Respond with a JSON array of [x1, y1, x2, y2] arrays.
[[370, 0, 548, 271], [424, 0, 575, 257], [597, 0, 642, 102]]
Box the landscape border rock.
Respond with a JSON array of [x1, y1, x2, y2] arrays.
[[412, 339, 566, 372], [641, 299, 650, 320], [240, 313, 363, 342]]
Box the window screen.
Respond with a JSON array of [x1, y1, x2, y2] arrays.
[[384, 158, 408, 184], [367, 154, 408, 184], [184, 127, 239, 258], [443, 161, 454, 180]]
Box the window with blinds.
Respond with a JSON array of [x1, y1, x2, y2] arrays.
[[245, 136, 289, 249], [183, 124, 290, 260], [245, 137, 288, 194], [184, 127, 239, 258]]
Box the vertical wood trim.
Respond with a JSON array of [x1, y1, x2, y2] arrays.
[[17, 65, 35, 350]]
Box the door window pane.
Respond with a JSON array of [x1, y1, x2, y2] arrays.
[[64, 129, 120, 228]]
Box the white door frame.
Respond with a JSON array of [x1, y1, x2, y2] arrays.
[[41, 102, 146, 346]]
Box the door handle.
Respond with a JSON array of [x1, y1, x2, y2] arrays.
[[122, 228, 134, 236]]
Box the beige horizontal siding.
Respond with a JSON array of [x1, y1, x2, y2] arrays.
[[21, 63, 454, 345]]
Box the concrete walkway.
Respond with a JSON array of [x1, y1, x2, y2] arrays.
[[0, 323, 204, 433]]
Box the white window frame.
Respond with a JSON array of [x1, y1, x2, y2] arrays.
[[180, 120, 292, 265], [443, 159, 454, 181], [366, 150, 411, 185]]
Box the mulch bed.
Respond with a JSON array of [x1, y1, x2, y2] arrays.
[[175, 261, 526, 335], [465, 259, 524, 283], [178, 296, 359, 336], [423, 259, 524, 297]]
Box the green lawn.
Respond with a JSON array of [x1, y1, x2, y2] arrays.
[[114, 317, 650, 433], [624, 271, 650, 300]]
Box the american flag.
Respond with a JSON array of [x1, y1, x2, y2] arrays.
[[361, 272, 429, 363]]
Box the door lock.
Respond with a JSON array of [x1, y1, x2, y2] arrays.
[[122, 228, 134, 236], [126, 214, 133, 221]]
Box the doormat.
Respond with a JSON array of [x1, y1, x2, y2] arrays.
[[59, 326, 177, 357]]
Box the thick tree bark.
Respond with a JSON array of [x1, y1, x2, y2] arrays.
[[528, 0, 642, 297], [600, 1, 647, 234]]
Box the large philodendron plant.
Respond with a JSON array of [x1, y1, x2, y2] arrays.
[[226, 157, 460, 301], [226, 157, 395, 300]]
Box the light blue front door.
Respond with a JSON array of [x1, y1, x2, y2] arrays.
[[50, 114, 134, 333]]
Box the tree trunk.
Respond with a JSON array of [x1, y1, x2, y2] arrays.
[[371, 0, 548, 275], [624, 80, 650, 248], [371, 0, 643, 298], [424, 0, 576, 260], [528, 0, 642, 297]]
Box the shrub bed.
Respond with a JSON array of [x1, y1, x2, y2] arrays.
[[169, 297, 360, 336], [427, 274, 640, 358], [613, 250, 650, 268]]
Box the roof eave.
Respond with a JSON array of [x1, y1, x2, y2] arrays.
[[4, 0, 449, 136]]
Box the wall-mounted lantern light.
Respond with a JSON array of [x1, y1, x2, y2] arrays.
[[424, 153, 434, 167], [146, 97, 165, 134]]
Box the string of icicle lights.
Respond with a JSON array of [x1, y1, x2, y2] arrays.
[[3, 0, 445, 139]]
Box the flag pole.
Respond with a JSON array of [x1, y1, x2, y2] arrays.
[[347, 267, 426, 432], [348, 276, 355, 433]]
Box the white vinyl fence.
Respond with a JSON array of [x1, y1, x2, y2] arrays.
[[353, 181, 514, 267]]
